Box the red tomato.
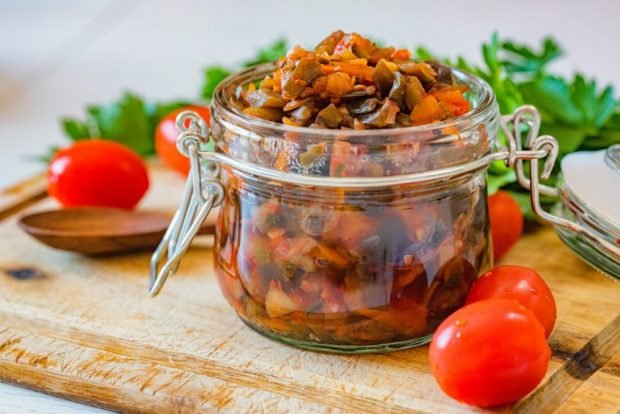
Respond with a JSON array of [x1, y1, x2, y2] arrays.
[[466, 265, 556, 337], [429, 299, 550, 407], [488, 190, 523, 260], [48, 140, 149, 209], [155, 105, 211, 176]]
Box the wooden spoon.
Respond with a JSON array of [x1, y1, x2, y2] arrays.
[[18, 207, 216, 256]]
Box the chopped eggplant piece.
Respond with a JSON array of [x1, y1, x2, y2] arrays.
[[341, 114, 354, 128], [316, 103, 344, 128], [373, 59, 396, 96], [350, 34, 378, 59], [299, 144, 326, 168], [243, 107, 283, 122], [388, 72, 406, 108], [314, 30, 345, 55], [290, 105, 315, 124], [359, 99, 400, 127], [405, 76, 425, 111], [282, 117, 301, 126], [282, 58, 323, 100], [397, 62, 437, 82], [340, 89, 374, 99], [260, 76, 275, 91], [246, 90, 287, 108], [346, 98, 380, 115], [395, 111, 412, 127], [368, 47, 395, 65], [283, 99, 305, 111], [428, 60, 455, 84]]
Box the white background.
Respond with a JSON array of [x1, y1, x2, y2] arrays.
[[0, 0, 618, 412]]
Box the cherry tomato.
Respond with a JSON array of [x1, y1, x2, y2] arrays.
[[466, 265, 556, 337], [429, 299, 550, 407], [488, 190, 523, 260], [155, 105, 211, 176], [48, 140, 149, 209]]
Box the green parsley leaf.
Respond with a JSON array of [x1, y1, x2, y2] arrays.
[[242, 38, 288, 66], [86, 92, 154, 155], [501, 37, 562, 75], [201, 66, 232, 100], [413, 46, 436, 62], [487, 169, 516, 195], [200, 38, 289, 101], [519, 76, 582, 124], [28, 145, 62, 164], [61, 118, 90, 141]]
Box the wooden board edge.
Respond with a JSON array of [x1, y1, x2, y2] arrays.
[[0, 362, 183, 414], [515, 313, 620, 413], [0, 173, 48, 221], [0, 313, 432, 414]]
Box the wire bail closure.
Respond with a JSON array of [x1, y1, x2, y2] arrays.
[[503, 106, 620, 259], [148, 111, 224, 296], [148, 106, 619, 297]]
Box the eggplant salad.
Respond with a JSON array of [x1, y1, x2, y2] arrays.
[[213, 31, 492, 346], [234, 30, 471, 129]]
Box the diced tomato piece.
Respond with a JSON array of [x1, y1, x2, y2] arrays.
[[390, 48, 411, 61], [410, 95, 441, 125], [432, 89, 471, 116]]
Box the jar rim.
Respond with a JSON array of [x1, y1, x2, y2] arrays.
[[211, 62, 498, 138]]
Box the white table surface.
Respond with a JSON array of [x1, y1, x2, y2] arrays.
[[0, 0, 618, 412]]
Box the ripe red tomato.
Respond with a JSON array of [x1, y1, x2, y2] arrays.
[[155, 105, 211, 176], [429, 299, 550, 407], [466, 265, 556, 337], [48, 140, 149, 209], [488, 190, 523, 260]]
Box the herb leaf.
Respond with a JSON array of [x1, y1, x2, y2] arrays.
[[242, 38, 288, 66], [201, 66, 233, 101], [61, 118, 90, 141], [500, 37, 562, 75], [200, 38, 289, 100], [85, 93, 153, 155], [519, 76, 582, 124]]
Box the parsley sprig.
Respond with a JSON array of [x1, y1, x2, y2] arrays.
[[201, 38, 287, 100]]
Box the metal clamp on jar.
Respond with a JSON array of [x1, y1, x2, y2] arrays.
[[148, 64, 619, 353]]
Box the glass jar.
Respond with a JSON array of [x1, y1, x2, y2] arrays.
[[207, 64, 496, 352], [148, 64, 613, 353]]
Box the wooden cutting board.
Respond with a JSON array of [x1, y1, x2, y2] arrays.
[[0, 164, 619, 414]]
